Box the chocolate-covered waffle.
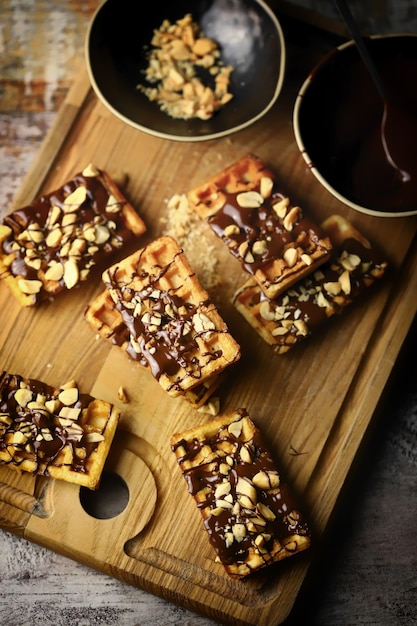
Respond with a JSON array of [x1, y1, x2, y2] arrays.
[[89, 236, 240, 404], [171, 408, 311, 579], [84, 286, 226, 410], [186, 154, 332, 299], [0, 371, 119, 489], [233, 215, 388, 353], [0, 164, 146, 306]]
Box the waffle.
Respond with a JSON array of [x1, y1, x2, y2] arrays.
[[0, 164, 146, 306], [186, 154, 333, 299], [84, 286, 226, 409], [0, 371, 119, 489], [171, 408, 311, 579], [233, 215, 388, 354], [95, 235, 240, 402]]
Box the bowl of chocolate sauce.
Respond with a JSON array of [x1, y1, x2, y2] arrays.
[[293, 34, 417, 217]]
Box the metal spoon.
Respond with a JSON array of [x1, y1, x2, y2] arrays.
[[333, 0, 411, 184]]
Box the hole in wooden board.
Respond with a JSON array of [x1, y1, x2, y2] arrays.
[[79, 470, 129, 519]]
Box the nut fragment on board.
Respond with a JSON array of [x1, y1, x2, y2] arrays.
[[117, 386, 129, 403], [137, 14, 234, 120]]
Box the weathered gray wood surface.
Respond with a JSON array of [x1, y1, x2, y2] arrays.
[[0, 2, 416, 624]]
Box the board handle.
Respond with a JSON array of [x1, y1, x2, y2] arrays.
[[0, 481, 42, 514]]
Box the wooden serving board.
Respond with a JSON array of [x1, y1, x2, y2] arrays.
[[1, 54, 417, 626]]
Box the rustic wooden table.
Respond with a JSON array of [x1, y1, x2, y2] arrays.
[[0, 2, 416, 625]]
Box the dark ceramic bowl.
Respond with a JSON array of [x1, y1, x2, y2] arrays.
[[293, 34, 417, 217], [85, 0, 285, 142]]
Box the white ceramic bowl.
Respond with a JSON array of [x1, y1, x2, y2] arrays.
[[85, 0, 286, 142], [293, 33, 417, 217]]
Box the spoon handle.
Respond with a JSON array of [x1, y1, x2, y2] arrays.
[[333, 0, 386, 99]]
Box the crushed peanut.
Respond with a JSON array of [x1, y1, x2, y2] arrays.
[[137, 14, 234, 120]]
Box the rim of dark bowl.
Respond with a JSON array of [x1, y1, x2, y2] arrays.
[[85, 0, 286, 142], [293, 33, 417, 218]]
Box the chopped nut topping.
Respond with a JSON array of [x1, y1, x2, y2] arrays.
[[17, 278, 42, 294], [14, 388, 33, 408], [236, 191, 264, 209], [59, 406, 81, 421], [283, 206, 301, 231], [58, 387, 79, 406], [63, 259, 79, 290], [214, 481, 231, 499], [252, 470, 280, 490], [223, 224, 240, 238], [260, 176, 274, 199], [283, 247, 298, 268], [252, 240, 268, 256], [193, 311, 216, 333], [63, 186, 87, 210], [84, 432, 105, 443], [137, 14, 234, 120], [339, 269, 351, 294], [227, 419, 243, 438], [272, 196, 290, 218], [301, 253, 313, 266], [236, 477, 257, 509], [82, 163, 100, 177]]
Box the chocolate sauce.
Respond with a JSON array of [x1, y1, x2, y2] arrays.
[[0, 372, 107, 475], [300, 36, 417, 212]]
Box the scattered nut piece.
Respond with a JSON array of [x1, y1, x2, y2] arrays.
[[117, 386, 129, 403]]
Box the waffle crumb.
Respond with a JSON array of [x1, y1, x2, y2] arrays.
[[162, 193, 220, 291]]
